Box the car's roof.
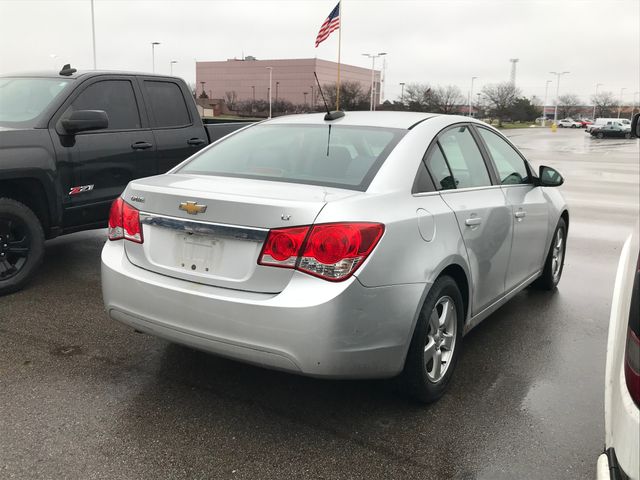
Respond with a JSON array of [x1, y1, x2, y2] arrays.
[[0, 70, 179, 80], [265, 111, 440, 130]]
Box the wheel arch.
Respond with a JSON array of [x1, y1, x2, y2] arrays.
[[0, 177, 54, 238]]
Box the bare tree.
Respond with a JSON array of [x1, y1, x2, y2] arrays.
[[591, 91, 619, 118], [322, 81, 369, 111], [224, 91, 238, 110], [557, 94, 581, 118], [401, 83, 432, 111], [430, 85, 464, 114], [482, 82, 521, 126]]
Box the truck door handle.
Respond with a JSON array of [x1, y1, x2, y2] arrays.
[[465, 217, 482, 226], [187, 138, 206, 146], [131, 141, 153, 150], [515, 210, 527, 219]]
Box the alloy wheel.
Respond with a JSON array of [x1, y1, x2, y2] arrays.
[[424, 296, 457, 383], [551, 228, 564, 282], [0, 217, 30, 281]]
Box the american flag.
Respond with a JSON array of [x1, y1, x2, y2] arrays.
[[315, 3, 340, 47]]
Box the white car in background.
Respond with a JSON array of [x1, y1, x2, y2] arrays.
[[596, 227, 640, 480], [587, 117, 632, 133], [557, 118, 582, 128]]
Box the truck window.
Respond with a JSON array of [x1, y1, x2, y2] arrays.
[[63, 80, 141, 130], [143, 80, 191, 128]]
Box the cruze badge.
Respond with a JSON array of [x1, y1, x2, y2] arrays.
[[179, 201, 207, 215]]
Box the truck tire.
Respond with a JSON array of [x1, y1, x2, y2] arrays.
[[0, 198, 45, 295]]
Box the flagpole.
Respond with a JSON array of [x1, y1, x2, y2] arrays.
[[336, 0, 342, 111]]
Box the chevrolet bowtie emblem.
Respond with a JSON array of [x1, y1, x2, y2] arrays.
[[179, 201, 207, 215]]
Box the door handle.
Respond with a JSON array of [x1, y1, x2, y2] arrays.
[[131, 141, 153, 150], [515, 210, 527, 219], [465, 217, 482, 226], [187, 138, 206, 146]]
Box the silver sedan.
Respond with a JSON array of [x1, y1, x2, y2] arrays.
[[101, 112, 568, 402]]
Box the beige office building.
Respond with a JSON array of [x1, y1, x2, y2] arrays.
[[196, 57, 380, 106]]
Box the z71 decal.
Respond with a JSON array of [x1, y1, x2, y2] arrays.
[[69, 185, 94, 196]]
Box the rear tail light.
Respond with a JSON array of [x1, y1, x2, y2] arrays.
[[108, 197, 143, 243], [258, 222, 384, 281], [624, 254, 640, 407]]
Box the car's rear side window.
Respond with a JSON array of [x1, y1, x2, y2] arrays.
[[178, 124, 406, 190], [438, 125, 491, 188], [144, 80, 191, 128]]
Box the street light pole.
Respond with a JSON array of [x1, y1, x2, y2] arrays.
[[542, 80, 552, 127], [362, 52, 386, 111], [399, 82, 405, 106], [550, 71, 570, 124], [90, 0, 97, 69], [467, 76, 478, 117], [200, 82, 205, 97], [617, 87, 626, 118], [266, 67, 273, 119], [592, 83, 603, 120], [170, 60, 177, 75], [151, 42, 160, 73]]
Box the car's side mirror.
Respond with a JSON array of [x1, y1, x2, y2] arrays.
[[632, 113, 640, 138], [537, 165, 564, 187], [61, 110, 108, 134]]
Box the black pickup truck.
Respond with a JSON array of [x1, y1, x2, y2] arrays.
[[0, 65, 250, 294]]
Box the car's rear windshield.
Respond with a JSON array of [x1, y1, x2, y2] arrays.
[[178, 124, 407, 191], [0, 77, 73, 127]]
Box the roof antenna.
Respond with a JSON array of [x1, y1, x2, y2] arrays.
[[314, 72, 345, 121], [59, 64, 77, 76]]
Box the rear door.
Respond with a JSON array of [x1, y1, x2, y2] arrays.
[[427, 124, 513, 314], [475, 126, 549, 290], [52, 76, 156, 228], [137, 77, 208, 173]]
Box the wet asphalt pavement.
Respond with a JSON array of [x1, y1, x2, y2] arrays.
[[1, 128, 638, 479]]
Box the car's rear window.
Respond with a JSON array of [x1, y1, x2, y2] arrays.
[[178, 124, 406, 191]]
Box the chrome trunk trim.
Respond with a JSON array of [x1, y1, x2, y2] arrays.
[[139, 212, 269, 242]]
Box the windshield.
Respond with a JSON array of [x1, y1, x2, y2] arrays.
[[0, 77, 72, 127], [178, 124, 406, 191]]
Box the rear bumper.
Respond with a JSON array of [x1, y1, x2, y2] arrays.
[[101, 241, 426, 378]]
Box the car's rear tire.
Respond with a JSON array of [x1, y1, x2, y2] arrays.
[[399, 275, 464, 403], [571, 124, 576, 128], [596, 132, 604, 139], [533, 217, 567, 291], [0, 198, 45, 296]]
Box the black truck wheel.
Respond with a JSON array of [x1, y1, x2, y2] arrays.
[[0, 198, 45, 295]]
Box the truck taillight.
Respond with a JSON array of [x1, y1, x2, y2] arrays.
[[258, 222, 384, 281], [108, 197, 143, 244], [624, 254, 640, 407]]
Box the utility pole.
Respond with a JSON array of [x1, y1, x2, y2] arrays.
[[550, 71, 570, 124], [542, 80, 552, 127], [467, 76, 478, 117], [617, 87, 626, 118], [509, 59, 519, 85], [380, 56, 387, 103], [592, 83, 603, 120], [90, 0, 97, 69], [362, 52, 386, 111]]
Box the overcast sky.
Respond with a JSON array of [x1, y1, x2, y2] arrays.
[[1, 0, 639, 104]]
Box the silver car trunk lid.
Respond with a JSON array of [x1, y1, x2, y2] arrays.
[[122, 174, 357, 293]]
